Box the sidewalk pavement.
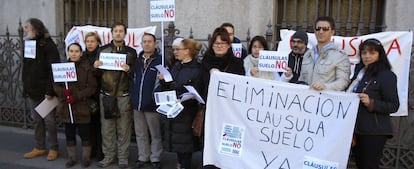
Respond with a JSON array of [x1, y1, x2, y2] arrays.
[[0, 125, 202, 169]]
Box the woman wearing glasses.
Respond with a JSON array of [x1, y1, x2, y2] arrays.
[[347, 38, 399, 169], [158, 38, 204, 169]]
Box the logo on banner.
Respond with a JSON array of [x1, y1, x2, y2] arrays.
[[219, 123, 245, 157]]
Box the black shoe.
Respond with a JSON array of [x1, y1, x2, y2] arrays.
[[134, 160, 150, 169], [151, 162, 161, 169]]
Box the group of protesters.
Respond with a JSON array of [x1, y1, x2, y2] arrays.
[[21, 15, 399, 169]]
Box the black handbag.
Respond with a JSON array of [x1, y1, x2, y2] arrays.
[[102, 72, 122, 119]]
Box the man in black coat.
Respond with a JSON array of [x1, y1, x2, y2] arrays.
[[288, 30, 309, 83], [22, 18, 60, 161]]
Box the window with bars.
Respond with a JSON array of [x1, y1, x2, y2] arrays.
[[64, 0, 128, 34]]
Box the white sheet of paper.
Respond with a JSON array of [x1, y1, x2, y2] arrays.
[[24, 40, 36, 59], [35, 97, 59, 118], [179, 92, 195, 102], [51, 62, 77, 82], [184, 85, 205, 104], [156, 103, 183, 118], [155, 65, 173, 82], [98, 53, 127, 71], [154, 91, 177, 105]]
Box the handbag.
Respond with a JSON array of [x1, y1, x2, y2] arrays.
[[102, 95, 120, 119], [102, 72, 122, 119]]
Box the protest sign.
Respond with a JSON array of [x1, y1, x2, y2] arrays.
[[24, 40, 36, 59], [258, 50, 289, 72], [150, 0, 175, 22], [278, 30, 412, 116], [51, 62, 77, 82], [154, 90, 177, 105], [204, 72, 359, 169], [64, 25, 156, 57], [98, 53, 127, 71], [231, 43, 243, 58]]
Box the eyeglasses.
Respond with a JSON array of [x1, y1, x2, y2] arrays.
[[290, 39, 304, 44], [315, 26, 331, 32], [213, 42, 228, 47], [173, 48, 186, 51]]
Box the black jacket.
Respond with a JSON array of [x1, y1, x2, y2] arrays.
[[159, 59, 203, 153], [22, 34, 60, 100], [353, 69, 399, 137]]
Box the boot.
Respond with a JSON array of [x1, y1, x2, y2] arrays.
[[65, 146, 77, 168], [81, 146, 91, 168]]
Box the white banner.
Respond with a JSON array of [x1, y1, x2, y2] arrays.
[[204, 72, 360, 169], [98, 53, 126, 71], [258, 50, 289, 72], [51, 62, 77, 82], [278, 30, 412, 116], [64, 25, 157, 57], [150, 0, 175, 22]]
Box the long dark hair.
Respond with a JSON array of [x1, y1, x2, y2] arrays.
[[26, 18, 50, 38], [359, 38, 391, 77]]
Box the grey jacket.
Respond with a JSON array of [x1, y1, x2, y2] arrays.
[[298, 43, 350, 91]]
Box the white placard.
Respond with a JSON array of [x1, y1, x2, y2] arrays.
[[98, 53, 127, 71], [51, 62, 77, 82], [278, 30, 413, 116], [155, 65, 173, 82], [154, 91, 177, 105], [258, 50, 289, 72], [203, 72, 359, 169], [150, 0, 175, 22], [34, 97, 59, 118], [231, 43, 243, 58], [24, 40, 36, 59]]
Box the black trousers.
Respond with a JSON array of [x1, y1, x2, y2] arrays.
[[352, 134, 387, 169], [64, 123, 91, 146]]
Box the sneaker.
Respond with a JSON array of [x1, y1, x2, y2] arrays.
[[97, 157, 115, 168], [118, 158, 128, 169], [46, 150, 59, 161], [134, 160, 150, 169], [151, 162, 161, 169], [23, 148, 46, 159]]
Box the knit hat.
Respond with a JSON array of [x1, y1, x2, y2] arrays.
[[172, 37, 184, 46], [292, 31, 308, 44]]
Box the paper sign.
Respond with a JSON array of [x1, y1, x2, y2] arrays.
[[258, 50, 289, 72], [156, 102, 184, 118], [150, 0, 175, 22], [51, 62, 77, 82], [35, 97, 59, 118], [24, 40, 36, 59], [184, 85, 205, 104], [155, 65, 173, 82], [98, 53, 127, 71], [219, 123, 245, 157], [231, 43, 243, 58], [154, 91, 177, 105]]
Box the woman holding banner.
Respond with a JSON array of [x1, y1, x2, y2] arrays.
[[347, 38, 399, 169], [243, 35, 293, 81], [53, 43, 97, 168], [158, 38, 203, 169]]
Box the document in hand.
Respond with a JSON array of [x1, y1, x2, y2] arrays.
[[155, 65, 173, 82], [184, 85, 205, 104], [35, 97, 59, 118]]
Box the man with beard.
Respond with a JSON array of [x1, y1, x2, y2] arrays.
[[93, 22, 137, 168], [22, 18, 60, 161], [288, 31, 309, 83]]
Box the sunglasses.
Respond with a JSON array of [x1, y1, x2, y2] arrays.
[[315, 26, 331, 31]]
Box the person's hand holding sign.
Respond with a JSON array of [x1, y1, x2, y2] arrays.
[[121, 63, 130, 72], [93, 60, 103, 68], [250, 67, 259, 76], [284, 67, 292, 78]]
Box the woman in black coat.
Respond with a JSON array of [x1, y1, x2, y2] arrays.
[[347, 38, 399, 169], [159, 38, 204, 169]]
